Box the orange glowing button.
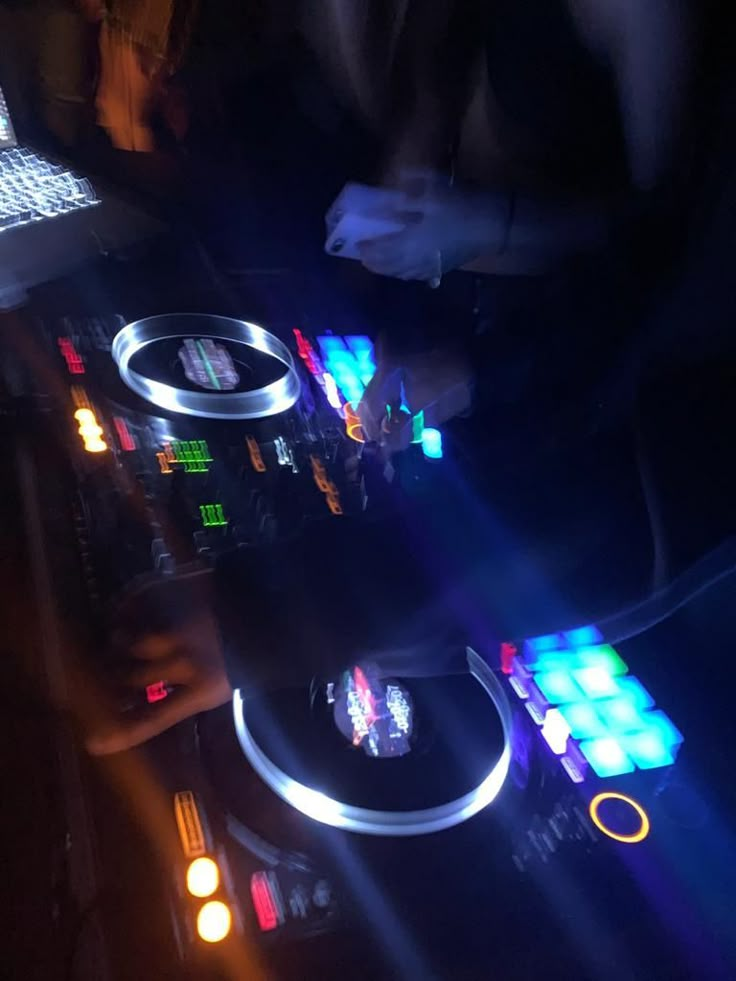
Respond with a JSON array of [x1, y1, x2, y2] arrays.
[[187, 857, 220, 898], [71, 386, 91, 411], [310, 456, 343, 515], [246, 435, 266, 473], [197, 901, 232, 944], [74, 407, 107, 453], [589, 791, 650, 844], [326, 492, 343, 515]]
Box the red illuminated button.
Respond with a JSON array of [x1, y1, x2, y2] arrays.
[[58, 337, 85, 374], [113, 417, 136, 451], [146, 681, 168, 704], [250, 871, 282, 932], [500, 642, 518, 675]]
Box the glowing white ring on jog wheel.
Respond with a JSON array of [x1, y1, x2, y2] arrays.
[[233, 648, 513, 837], [112, 314, 300, 419]]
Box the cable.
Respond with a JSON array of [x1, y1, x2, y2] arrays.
[[596, 535, 736, 645], [633, 414, 669, 593]]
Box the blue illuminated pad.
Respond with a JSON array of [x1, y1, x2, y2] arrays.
[[563, 625, 603, 647], [511, 629, 683, 781], [317, 335, 377, 404], [535, 670, 584, 705], [595, 696, 647, 732], [579, 737, 636, 778], [315, 335, 443, 457], [557, 701, 608, 739], [621, 730, 676, 770]]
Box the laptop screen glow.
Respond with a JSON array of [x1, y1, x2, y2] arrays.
[[0, 84, 18, 149]]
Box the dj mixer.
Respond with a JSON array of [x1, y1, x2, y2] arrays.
[[23, 307, 493, 977], [7, 285, 735, 981]]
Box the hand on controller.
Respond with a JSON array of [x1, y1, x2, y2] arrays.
[[357, 178, 505, 283], [358, 344, 473, 451], [86, 570, 232, 756]]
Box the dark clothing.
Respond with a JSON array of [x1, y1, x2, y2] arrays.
[[209, 396, 646, 695], [213, 515, 470, 693], [394, 0, 628, 193], [483, 0, 627, 194]]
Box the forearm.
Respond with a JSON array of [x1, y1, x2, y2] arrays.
[[212, 516, 446, 694], [569, 0, 693, 190], [463, 190, 611, 273], [389, 0, 488, 169]]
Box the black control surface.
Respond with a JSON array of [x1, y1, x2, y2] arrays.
[[7, 246, 734, 981]]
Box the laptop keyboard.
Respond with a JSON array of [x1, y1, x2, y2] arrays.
[[0, 147, 99, 231]]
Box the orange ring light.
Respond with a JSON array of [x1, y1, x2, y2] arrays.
[[345, 421, 366, 443], [343, 402, 366, 443], [589, 791, 650, 844]]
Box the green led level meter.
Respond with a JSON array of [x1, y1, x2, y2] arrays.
[[172, 439, 213, 472], [200, 503, 227, 528]]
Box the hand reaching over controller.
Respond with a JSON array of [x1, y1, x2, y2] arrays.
[[86, 570, 232, 756], [357, 182, 508, 283], [358, 343, 473, 451], [330, 171, 610, 282], [85, 517, 462, 759]]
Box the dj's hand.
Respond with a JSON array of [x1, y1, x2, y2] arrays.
[[77, 0, 105, 22], [358, 181, 505, 283], [86, 570, 233, 756], [358, 345, 473, 451]]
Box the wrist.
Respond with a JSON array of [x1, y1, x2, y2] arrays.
[[465, 191, 515, 255]]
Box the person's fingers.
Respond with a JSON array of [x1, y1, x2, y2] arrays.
[[112, 568, 214, 630], [358, 254, 403, 278], [361, 261, 406, 279], [366, 265, 426, 281], [129, 631, 179, 661], [86, 680, 231, 756], [380, 412, 414, 453], [357, 231, 405, 253], [397, 264, 436, 282], [124, 653, 193, 690], [358, 362, 403, 441], [358, 233, 412, 276], [358, 231, 439, 282], [392, 209, 425, 225], [403, 352, 473, 424], [359, 349, 474, 446]]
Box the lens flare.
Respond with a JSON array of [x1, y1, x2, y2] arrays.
[[196, 900, 232, 943], [186, 857, 220, 898]]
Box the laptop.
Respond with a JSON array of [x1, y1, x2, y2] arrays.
[[0, 82, 99, 232], [0, 82, 162, 306]]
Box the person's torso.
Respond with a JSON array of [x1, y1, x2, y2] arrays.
[[474, 0, 628, 194]]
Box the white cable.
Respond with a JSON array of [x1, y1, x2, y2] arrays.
[[597, 536, 736, 645]]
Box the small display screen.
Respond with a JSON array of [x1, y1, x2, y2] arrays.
[[178, 338, 240, 391], [0, 86, 17, 149], [333, 665, 414, 758]]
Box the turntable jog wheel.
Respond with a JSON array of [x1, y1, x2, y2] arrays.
[[233, 648, 513, 837], [111, 314, 301, 420]]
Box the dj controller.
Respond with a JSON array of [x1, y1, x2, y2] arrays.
[[5, 266, 736, 981]]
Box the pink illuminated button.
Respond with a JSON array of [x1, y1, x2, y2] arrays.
[[500, 642, 518, 675], [146, 681, 168, 704]]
